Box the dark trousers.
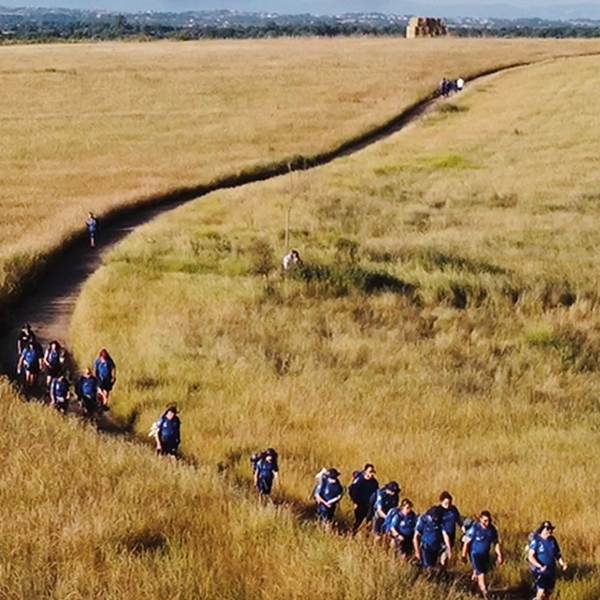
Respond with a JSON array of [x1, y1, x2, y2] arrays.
[[353, 503, 370, 533]]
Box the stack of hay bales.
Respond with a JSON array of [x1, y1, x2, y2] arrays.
[[406, 16, 448, 38]]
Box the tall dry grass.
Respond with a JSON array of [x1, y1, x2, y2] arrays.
[[3, 38, 600, 307], [69, 55, 600, 597], [0, 375, 483, 599]]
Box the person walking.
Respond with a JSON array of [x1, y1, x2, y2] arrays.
[[414, 505, 452, 571], [386, 498, 418, 561], [527, 521, 568, 600], [154, 406, 181, 458], [93, 349, 116, 409], [76, 367, 99, 418], [17, 340, 42, 389], [253, 448, 279, 497], [439, 490, 463, 568], [314, 468, 344, 529], [49, 373, 70, 413], [43, 340, 62, 390], [373, 481, 400, 538], [462, 510, 503, 598], [16, 323, 36, 359], [348, 463, 379, 534], [87, 212, 98, 248]]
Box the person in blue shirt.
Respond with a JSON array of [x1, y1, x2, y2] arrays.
[[414, 505, 452, 571], [348, 463, 379, 534], [373, 481, 400, 537], [43, 340, 62, 389], [314, 468, 344, 529], [439, 490, 463, 568], [462, 510, 503, 597], [87, 212, 98, 248], [50, 373, 70, 413], [386, 498, 418, 561], [17, 340, 42, 388], [76, 367, 99, 417], [154, 406, 181, 458], [93, 348, 116, 409], [253, 448, 279, 496], [527, 521, 568, 600]]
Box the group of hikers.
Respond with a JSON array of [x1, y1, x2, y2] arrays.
[[251, 457, 567, 600], [15, 323, 116, 418], [439, 76, 465, 97]]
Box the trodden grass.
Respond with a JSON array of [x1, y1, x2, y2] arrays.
[[3, 38, 600, 308], [69, 54, 600, 598]]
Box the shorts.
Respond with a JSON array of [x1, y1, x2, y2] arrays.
[[24, 362, 39, 375], [373, 517, 385, 535], [257, 476, 273, 495], [533, 570, 556, 592], [318, 503, 336, 522], [421, 545, 441, 568], [471, 552, 491, 576], [395, 536, 414, 557], [98, 377, 113, 392], [159, 436, 179, 457], [46, 364, 61, 378]]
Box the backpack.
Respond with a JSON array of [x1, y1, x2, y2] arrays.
[[148, 409, 169, 437], [383, 507, 400, 534], [250, 451, 265, 472], [311, 468, 328, 501], [347, 470, 363, 503], [251, 448, 279, 473]]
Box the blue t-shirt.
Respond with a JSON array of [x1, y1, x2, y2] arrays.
[[317, 478, 344, 504], [94, 356, 115, 380], [465, 522, 499, 555], [51, 378, 69, 399], [45, 349, 60, 367], [256, 458, 278, 481], [348, 472, 379, 505], [374, 489, 399, 516], [416, 511, 445, 551], [386, 508, 418, 537], [21, 347, 38, 367], [441, 505, 462, 540], [158, 415, 181, 443], [87, 217, 98, 233], [529, 534, 561, 574], [78, 375, 98, 398]]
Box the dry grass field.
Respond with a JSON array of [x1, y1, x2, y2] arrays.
[[2, 38, 600, 307], [67, 54, 600, 599]]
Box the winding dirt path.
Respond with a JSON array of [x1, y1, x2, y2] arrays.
[[0, 55, 586, 373], [0, 85, 445, 371]]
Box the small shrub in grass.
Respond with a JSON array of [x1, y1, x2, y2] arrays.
[[334, 237, 359, 265], [289, 263, 415, 298], [405, 247, 507, 276], [248, 238, 275, 277], [527, 325, 599, 372]]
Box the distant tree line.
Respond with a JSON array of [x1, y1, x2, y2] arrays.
[[1, 15, 600, 43], [452, 25, 600, 38], [0, 19, 408, 42]]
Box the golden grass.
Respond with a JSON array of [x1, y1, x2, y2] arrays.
[[3, 38, 600, 305], [69, 54, 600, 598], [2, 379, 484, 600]]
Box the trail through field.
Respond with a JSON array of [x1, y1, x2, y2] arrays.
[[0, 85, 446, 376], [0, 60, 566, 600]]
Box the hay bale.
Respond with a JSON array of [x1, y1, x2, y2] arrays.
[[406, 16, 448, 38]]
